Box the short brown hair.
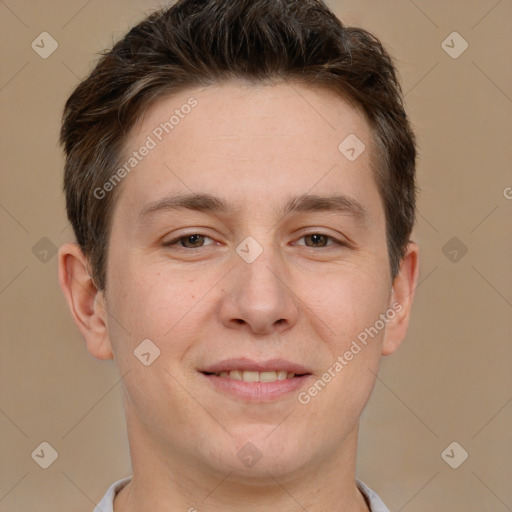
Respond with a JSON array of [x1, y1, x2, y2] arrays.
[[60, 0, 417, 290]]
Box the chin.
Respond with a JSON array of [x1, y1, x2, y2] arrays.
[[207, 426, 313, 481]]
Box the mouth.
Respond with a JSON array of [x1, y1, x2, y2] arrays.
[[202, 369, 305, 382], [199, 358, 313, 401]]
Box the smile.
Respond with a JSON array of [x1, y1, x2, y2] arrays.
[[206, 370, 299, 382], [199, 358, 313, 401]]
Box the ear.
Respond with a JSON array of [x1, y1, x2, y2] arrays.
[[57, 242, 113, 360], [381, 241, 420, 356]]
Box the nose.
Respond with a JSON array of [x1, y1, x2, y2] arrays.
[[218, 248, 299, 335]]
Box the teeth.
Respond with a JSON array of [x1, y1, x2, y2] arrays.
[[243, 371, 259, 383], [216, 370, 297, 382], [259, 371, 276, 382], [229, 370, 243, 380]]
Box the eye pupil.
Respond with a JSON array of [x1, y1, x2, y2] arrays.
[[182, 234, 204, 247], [306, 234, 327, 247]]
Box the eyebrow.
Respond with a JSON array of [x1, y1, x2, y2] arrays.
[[138, 192, 369, 225], [138, 193, 235, 221], [279, 193, 368, 223]]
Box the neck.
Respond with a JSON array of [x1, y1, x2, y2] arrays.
[[115, 408, 369, 512]]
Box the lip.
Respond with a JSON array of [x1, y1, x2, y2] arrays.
[[199, 357, 311, 375], [199, 358, 313, 402], [200, 372, 312, 402]]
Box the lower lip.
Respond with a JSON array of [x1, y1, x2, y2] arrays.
[[200, 373, 312, 402]]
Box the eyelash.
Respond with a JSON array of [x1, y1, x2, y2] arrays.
[[163, 232, 346, 249]]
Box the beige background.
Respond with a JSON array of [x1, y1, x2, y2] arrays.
[[1, 0, 511, 510]]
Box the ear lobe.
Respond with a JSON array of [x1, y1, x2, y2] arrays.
[[381, 241, 420, 356], [57, 242, 113, 360]]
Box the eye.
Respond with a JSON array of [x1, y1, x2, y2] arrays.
[[163, 233, 215, 249], [296, 233, 340, 248]]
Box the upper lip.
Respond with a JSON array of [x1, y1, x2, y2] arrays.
[[200, 358, 311, 375]]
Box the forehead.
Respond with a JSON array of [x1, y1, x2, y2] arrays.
[[113, 81, 381, 222], [132, 81, 370, 154]]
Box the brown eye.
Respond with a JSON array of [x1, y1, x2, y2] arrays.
[[164, 234, 215, 248], [303, 234, 331, 247], [180, 234, 206, 248]]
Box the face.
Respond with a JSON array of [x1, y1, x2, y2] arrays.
[[95, 82, 412, 482]]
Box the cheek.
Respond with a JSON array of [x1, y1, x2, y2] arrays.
[[299, 262, 390, 351], [106, 256, 218, 353], [103, 256, 208, 429], [295, 267, 389, 432]]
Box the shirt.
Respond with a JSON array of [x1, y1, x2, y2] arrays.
[[93, 476, 390, 511]]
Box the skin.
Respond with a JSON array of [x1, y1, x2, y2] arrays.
[[58, 81, 419, 512]]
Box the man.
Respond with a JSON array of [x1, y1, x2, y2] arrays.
[[57, 0, 419, 510]]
